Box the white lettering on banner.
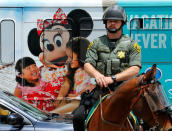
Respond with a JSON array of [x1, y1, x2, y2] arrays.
[[157, 15, 168, 18], [143, 34, 149, 48], [159, 34, 167, 48], [165, 79, 172, 82], [128, 14, 172, 30], [134, 34, 142, 48], [150, 16, 157, 29], [151, 34, 158, 48], [141, 15, 149, 29], [127, 15, 139, 29], [141, 15, 149, 19], [131, 34, 167, 49], [143, 15, 158, 29], [132, 20, 138, 29]]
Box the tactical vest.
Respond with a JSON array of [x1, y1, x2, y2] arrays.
[[94, 35, 131, 76]]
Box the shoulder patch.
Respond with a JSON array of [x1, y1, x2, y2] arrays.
[[88, 41, 94, 50], [134, 43, 141, 53]]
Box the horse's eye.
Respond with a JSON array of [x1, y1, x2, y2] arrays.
[[54, 35, 62, 47]]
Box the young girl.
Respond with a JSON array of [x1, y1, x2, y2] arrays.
[[14, 57, 60, 112], [66, 37, 95, 97], [51, 37, 95, 114]]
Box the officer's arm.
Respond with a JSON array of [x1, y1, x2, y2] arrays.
[[114, 66, 140, 82], [84, 41, 108, 87], [84, 63, 108, 87], [84, 63, 101, 77]]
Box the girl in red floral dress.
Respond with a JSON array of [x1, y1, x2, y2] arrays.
[[14, 57, 62, 112]]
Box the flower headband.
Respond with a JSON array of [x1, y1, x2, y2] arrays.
[[37, 8, 67, 36]]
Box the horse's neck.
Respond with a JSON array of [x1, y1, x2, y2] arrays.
[[103, 77, 141, 123]]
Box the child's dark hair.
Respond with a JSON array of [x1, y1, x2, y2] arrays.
[[66, 37, 90, 92], [15, 57, 36, 87], [66, 37, 90, 67]]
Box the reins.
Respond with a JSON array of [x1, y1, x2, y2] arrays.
[[136, 76, 162, 130], [99, 94, 129, 130], [142, 88, 161, 130], [133, 75, 161, 130]]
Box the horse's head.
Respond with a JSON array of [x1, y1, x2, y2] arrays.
[[133, 64, 172, 131], [140, 64, 170, 112]]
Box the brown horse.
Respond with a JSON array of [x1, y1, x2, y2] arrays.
[[132, 80, 172, 130], [87, 64, 171, 131]]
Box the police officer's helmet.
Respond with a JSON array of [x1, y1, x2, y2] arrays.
[[103, 5, 127, 25]]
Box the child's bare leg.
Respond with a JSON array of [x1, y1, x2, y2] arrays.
[[51, 100, 80, 114]]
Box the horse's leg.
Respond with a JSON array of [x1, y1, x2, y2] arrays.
[[164, 118, 172, 131], [132, 98, 153, 124], [158, 114, 172, 130]]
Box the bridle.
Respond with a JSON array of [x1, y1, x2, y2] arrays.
[[130, 75, 164, 130]]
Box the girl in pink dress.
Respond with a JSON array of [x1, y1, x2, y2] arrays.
[[14, 57, 60, 112]]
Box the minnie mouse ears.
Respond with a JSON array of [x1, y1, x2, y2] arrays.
[[67, 9, 93, 37], [28, 28, 42, 56], [37, 8, 68, 36]]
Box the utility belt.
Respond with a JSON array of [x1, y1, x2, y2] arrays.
[[80, 87, 103, 109], [80, 83, 122, 118]]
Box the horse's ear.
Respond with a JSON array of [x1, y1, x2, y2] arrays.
[[144, 64, 157, 82], [152, 64, 157, 78]]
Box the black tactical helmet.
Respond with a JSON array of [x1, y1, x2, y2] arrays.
[[103, 5, 127, 24]]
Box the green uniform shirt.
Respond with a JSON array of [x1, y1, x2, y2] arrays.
[[85, 35, 142, 76]]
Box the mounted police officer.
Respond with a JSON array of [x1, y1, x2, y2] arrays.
[[73, 5, 142, 131]]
